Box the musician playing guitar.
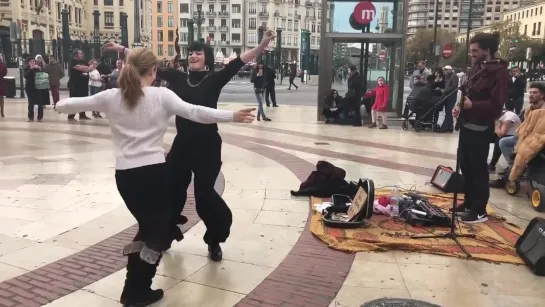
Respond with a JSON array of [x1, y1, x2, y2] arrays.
[[451, 32, 509, 224]]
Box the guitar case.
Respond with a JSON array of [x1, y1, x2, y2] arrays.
[[322, 179, 374, 229]]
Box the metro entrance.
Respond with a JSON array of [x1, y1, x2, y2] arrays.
[[317, 0, 407, 119]]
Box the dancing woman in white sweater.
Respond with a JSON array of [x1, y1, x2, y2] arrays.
[[56, 48, 254, 307]]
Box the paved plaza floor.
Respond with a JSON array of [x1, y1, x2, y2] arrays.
[[0, 100, 544, 307]]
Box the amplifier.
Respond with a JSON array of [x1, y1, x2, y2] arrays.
[[430, 165, 464, 193], [516, 217, 545, 276]]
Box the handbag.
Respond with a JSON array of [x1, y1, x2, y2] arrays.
[[35, 72, 50, 90]]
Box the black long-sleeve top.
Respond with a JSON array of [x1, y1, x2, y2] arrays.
[[251, 71, 266, 90], [24, 67, 40, 91], [157, 57, 245, 136]]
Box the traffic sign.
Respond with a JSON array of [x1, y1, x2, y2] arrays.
[[442, 44, 454, 59], [379, 50, 387, 61], [353, 1, 376, 25]]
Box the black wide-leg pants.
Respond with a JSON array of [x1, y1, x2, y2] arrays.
[[459, 126, 493, 215], [115, 163, 172, 300], [167, 132, 232, 245]]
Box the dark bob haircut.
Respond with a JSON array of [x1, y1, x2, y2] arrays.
[[187, 41, 215, 71]]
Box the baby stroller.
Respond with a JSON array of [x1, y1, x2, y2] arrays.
[[402, 89, 443, 132]]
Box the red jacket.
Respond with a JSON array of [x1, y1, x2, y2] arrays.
[[365, 84, 390, 112]]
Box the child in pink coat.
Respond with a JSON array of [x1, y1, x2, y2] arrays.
[[364, 76, 390, 129]]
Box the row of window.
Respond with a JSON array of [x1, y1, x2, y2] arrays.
[[156, 45, 242, 58], [506, 5, 544, 21]]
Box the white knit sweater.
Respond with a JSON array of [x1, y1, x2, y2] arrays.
[[56, 87, 234, 169]]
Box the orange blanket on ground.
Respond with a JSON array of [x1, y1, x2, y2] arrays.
[[310, 189, 524, 264]]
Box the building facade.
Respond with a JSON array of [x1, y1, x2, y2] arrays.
[[407, 0, 531, 36], [151, 0, 180, 59], [456, 1, 545, 43], [0, 0, 152, 50], [148, 0, 324, 62]]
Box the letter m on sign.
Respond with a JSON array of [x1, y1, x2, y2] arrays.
[[361, 10, 375, 21]]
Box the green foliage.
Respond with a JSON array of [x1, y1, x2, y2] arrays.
[[489, 20, 529, 60], [406, 29, 456, 63]]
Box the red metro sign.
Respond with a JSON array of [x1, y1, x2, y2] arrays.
[[353, 1, 377, 26]]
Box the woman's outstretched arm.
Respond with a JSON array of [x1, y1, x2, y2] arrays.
[[57, 89, 113, 114], [239, 29, 275, 64]]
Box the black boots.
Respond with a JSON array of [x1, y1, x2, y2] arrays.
[[120, 254, 164, 306], [208, 243, 223, 262]]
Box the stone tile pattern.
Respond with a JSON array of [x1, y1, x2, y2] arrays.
[[225, 136, 356, 307], [0, 176, 225, 307]]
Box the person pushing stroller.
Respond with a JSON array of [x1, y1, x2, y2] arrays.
[[403, 75, 443, 130]]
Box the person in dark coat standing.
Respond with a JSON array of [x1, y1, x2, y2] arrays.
[[346, 65, 363, 126], [440, 65, 459, 132], [24, 59, 44, 122], [264, 65, 277, 107], [506, 66, 526, 115], [0, 54, 7, 117]]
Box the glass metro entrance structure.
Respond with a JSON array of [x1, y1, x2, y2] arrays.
[[317, 0, 408, 119]]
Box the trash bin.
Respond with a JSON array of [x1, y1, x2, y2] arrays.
[[4, 76, 16, 98]]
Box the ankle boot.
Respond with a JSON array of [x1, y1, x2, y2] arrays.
[[208, 243, 223, 262], [120, 254, 164, 306]]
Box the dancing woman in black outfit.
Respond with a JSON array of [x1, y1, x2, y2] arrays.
[[106, 30, 276, 262]]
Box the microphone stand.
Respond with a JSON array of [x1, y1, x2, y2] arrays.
[[411, 63, 494, 258]]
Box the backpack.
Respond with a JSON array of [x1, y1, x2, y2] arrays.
[[35, 72, 50, 90]]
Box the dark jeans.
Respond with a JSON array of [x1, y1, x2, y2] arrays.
[[265, 84, 277, 106], [26, 90, 43, 121], [506, 97, 524, 115], [68, 86, 88, 119], [288, 76, 298, 89], [460, 126, 493, 214], [441, 97, 456, 131], [50, 85, 60, 104], [115, 163, 172, 255], [167, 133, 232, 245], [489, 134, 511, 167]]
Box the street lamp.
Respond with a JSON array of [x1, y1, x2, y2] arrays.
[[194, 7, 204, 42]]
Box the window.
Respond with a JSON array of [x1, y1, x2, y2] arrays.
[[119, 0, 124, 5], [168, 1, 174, 13], [168, 45, 174, 56], [104, 12, 114, 27], [168, 30, 174, 41], [221, 5, 227, 12], [94, 0, 98, 5], [157, 30, 164, 41], [180, 33, 189, 42], [180, 3, 189, 13], [157, 16, 163, 27], [232, 33, 241, 41], [57, 3, 61, 20], [248, 2, 256, 15], [221, 33, 227, 41], [232, 19, 241, 28], [168, 16, 174, 27], [248, 32, 257, 44], [261, 5, 267, 13], [249, 17, 257, 30], [538, 22, 542, 36], [104, 0, 113, 5], [232, 4, 241, 13], [221, 19, 227, 27], [180, 18, 188, 28], [157, 1, 162, 13], [209, 19, 214, 27], [157, 44, 163, 56]]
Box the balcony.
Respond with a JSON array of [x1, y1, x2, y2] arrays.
[[195, 0, 204, 2], [193, 11, 205, 18], [219, 26, 229, 32], [295, 14, 301, 19], [218, 40, 230, 46], [305, 1, 312, 7], [206, 11, 216, 17], [259, 0, 268, 3], [274, 0, 282, 3], [305, 15, 316, 21], [274, 12, 280, 17], [207, 26, 216, 31], [259, 12, 269, 18], [218, 11, 228, 17], [219, 0, 228, 2]]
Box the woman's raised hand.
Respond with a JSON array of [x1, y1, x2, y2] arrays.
[[233, 108, 256, 123], [262, 29, 276, 43], [104, 42, 123, 52]]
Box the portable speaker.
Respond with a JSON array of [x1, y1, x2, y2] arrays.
[[430, 165, 464, 193], [515, 217, 545, 276]]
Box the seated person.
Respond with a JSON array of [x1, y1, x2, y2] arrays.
[[404, 75, 442, 122], [490, 83, 545, 187], [488, 110, 521, 173], [322, 89, 343, 123]]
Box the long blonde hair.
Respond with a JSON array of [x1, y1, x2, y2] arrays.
[[118, 47, 157, 109]]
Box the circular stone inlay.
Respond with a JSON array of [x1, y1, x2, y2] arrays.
[[361, 298, 442, 307]]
